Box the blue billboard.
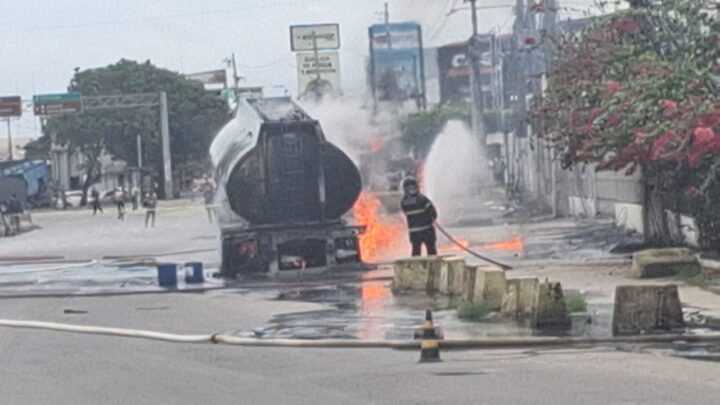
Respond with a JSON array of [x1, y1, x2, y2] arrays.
[[369, 23, 425, 105]]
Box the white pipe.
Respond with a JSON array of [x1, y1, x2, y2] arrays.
[[1, 318, 720, 350]]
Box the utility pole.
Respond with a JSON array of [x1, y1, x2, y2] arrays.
[[231, 53, 240, 100], [6, 119, 12, 161], [466, 0, 487, 159], [384, 2, 390, 24], [159, 91, 173, 199]]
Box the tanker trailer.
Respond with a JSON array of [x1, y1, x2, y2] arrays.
[[210, 97, 363, 276]]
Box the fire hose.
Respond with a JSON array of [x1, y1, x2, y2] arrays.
[[434, 223, 513, 270], [1, 318, 720, 350]]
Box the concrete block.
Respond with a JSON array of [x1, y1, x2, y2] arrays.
[[473, 265, 507, 309], [392, 257, 443, 293], [631, 248, 699, 278], [612, 285, 685, 336], [462, 265, 478, 302], [533, 281, 571, 330], [501, 278, 539, 315], [438, 256, 466, 295]]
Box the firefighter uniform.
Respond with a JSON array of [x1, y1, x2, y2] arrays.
[[401, 193, 438, 256]]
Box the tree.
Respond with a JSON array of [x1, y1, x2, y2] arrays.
[[532, 1, 720, 246], [40, 60, 229, 203]]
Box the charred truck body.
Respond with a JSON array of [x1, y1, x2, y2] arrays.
[[210, 97, 362, 276]]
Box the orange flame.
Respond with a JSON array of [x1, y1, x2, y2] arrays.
[[353, 191, 405, 261], [479, 235, 524, 251]]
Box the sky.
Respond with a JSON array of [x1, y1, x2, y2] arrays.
[[0, 0, 600, 140]]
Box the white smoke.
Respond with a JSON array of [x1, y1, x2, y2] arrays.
[[424, 119, 491, 224]]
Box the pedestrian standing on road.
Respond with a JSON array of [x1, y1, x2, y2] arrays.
[[201, 175, 216, 223], [91, 188, 103, 215], [400, 178, 438, 257], [114, 188, 126, 221], [143, 191, 157, 228]]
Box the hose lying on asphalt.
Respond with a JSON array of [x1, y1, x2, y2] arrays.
[[2, 318, 720, 350], [435, 223, 513, 270]]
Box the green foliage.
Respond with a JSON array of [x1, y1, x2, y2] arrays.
[[39, 59, 229, 199], [457, 300, 493, 321], [564, 295, 588, 313], [399, 106, 514, 158], [533, 0, 719, 245]]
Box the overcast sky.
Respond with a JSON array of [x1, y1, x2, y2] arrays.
[[1, 0, 599, 140]]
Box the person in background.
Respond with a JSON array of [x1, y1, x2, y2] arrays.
[[400, 178, 438, 257], [131, 187, 139, 210], [143, 191, 158, 228], [200, 175, 216, 223], [91, 188, 103, 215], [114, 188, 126, 221]]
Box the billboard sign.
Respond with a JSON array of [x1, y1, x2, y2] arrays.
[[186, 69, 228, 92], [33, 93, 83, 116], [438, 35, 494, 105], [0, 96, 22, 118], [369, 23, 425, 103], [290, 24, 340, 51], [297, 51, 341, 97]]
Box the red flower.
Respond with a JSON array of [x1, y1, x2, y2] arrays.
[[659, 99, 678, 117], [577, 124, 595, 135], [525, 36, 537, 45], [530, 1, 545, 12], [606, 113, 621, 128], [684, 187, 700, 199], [650, 131, 675, 160], [605, 81, 621, 94], [715, 64, 720, 74], [693, 127, 715, 144], [633, 130, 649, 144]]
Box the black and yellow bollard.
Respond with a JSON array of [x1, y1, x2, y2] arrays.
[[418, 309, 441, 363]]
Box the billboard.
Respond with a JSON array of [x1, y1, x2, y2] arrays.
[[369, 23, 425, 103], [290, 24, 340, 51], [297, 51, 341, 98], [186, 70, 227, 92], [33, 93, 83, 116], [438, 35, 495, 105], [0, 96, 22, 118]]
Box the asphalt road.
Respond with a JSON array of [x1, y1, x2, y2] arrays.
[[1, 290, 720, 404], [1, 202, 719, 404]]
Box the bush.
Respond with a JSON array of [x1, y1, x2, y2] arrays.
[[457, 300, 493, 321], [564, 295, 587, 313]]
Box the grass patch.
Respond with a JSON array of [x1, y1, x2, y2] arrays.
[[564, 295, 587, 313], [676, 265, 717, 290], [457, 300, 493, 321]]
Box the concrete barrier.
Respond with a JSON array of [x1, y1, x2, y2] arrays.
[[438, 256, 466, 295], [534, 281, 571, 329], [472, 265, 507, 309], [501, 278, 539, 315], [631, 248, 700, 278], [392, 257, 443, 293], [612, 285, 685, 336]]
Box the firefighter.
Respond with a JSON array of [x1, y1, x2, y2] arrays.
[[400, 178, 438, 257]]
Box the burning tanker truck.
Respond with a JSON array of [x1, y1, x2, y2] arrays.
[[210, 97, 363, 276]]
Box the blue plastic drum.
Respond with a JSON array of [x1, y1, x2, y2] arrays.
[[157, 263, 178, 288]]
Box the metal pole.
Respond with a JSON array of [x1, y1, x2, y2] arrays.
[[136, 134, 143, 169], [312, 32, 321, 80], [159, 92, 173, 199], [6, 119, 12, 161], [232, 53, 240, 100], [384, 2, 389, 24], [467, 0, 487, 160]]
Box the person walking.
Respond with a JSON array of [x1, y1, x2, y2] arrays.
[[400, 178, 438, 257], [91, 188, 103, 215], [114, 188, 126, 221], [143, 191, 157, 228]]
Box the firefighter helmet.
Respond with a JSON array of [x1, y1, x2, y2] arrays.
[[402, 177, 418, 190]]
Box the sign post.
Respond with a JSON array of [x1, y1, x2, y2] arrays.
[[290, 24, 341, 99], [33, 93, 83, 116], [0, 96, 23, 161]]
